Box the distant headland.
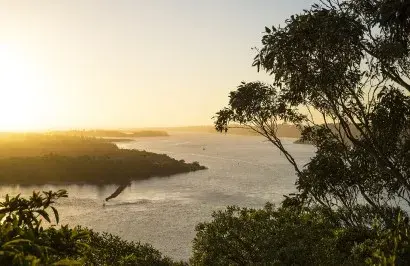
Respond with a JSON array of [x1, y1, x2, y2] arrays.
[[49, 129, 169, 138], [0, 133, 205, 185], [128, 124, 302, 138]]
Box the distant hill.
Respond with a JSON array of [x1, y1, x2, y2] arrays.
[[127, 123, 360, 145], [49, 129, 169, 138], [129, 124, 302, 138]]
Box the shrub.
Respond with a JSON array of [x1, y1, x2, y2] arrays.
[[0, 191, 180, 265]]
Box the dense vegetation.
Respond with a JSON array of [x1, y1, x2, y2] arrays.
[[0, 134, 205, 185], [206, 0, 410, 264], [0, 191, 183, 265]]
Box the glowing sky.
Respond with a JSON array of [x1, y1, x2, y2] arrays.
[[0, 0, 315, 130]]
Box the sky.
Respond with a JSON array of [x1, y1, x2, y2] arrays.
[[0, 0, 315, 130]]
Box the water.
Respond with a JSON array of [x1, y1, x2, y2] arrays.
[[0, 133, 315, 261]]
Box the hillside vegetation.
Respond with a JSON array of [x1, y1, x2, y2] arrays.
[[0, 134, 205, 185]]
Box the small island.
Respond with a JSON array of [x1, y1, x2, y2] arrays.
[[0, 133, 205, 185]]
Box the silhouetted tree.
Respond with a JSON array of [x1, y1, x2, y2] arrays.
[[204, 0, 410, 264], [215, 0, 410, 219]]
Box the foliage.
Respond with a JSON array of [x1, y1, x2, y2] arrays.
[[0, 191, 181, 265], [215, 0, 410, 223], [191, 204, 337, 265], [191, 203, 410, 265], [83, 229, 185, 266], [353, 213, 410, 265], [212, 0, 410, 264], [0, 190, 88, 265]]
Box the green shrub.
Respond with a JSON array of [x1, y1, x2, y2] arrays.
[[83, 229, 185, 266], [191, 203, 410, 265], [0, 190, 88, 265], [0, 191, 181, 265]]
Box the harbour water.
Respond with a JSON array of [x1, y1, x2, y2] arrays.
[[0, 132, 315, 260]]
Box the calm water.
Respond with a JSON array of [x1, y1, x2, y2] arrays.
[[0, 133, 315, 261]]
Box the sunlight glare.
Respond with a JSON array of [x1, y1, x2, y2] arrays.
[[0, 45, 51, 131]]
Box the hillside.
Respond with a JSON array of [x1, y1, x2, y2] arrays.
[[130, 124, 302, 138], [0, 134, 205, 185]]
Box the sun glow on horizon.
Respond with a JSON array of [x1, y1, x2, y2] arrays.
[[0, 44, 53, 131], [0, 0, 316, 130]]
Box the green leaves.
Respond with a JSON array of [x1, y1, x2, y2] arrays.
[[83, 228, 179, 265], [0, 191, 91, 265], [191, 204, 357, 265], [218, 0, 410, 221], [35, 210, 50, 223], [52, 258, 82, 265], [214, 0, 410, 263], [51, 207, 59, 225], [256, 7, 365, 109], [0, 191, 181, 265], [214, 81, 302, 134], [0, 190, 183, 265]]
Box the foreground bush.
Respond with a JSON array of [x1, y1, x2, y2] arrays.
[[83, 229, 185, 266], [0, 191, 180, 265], [191, 203, 410, 265], [0, 190, 87, 265]]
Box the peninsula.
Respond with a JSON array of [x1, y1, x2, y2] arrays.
[[0, 133, 205, 185]]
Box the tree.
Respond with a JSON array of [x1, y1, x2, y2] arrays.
[[191, 204, 355, 265], [83, 229, 185, 266], [208, 0, 410, 264], [215, 0, 410, 221]]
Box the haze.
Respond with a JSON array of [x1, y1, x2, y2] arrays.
[[0, 0, 314, 131]]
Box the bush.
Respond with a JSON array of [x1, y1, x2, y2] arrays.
[[0, 191, 181, 265], [191, 203, 410, 265], [0, 190, 88, 265], [83, 229, 185, 266]]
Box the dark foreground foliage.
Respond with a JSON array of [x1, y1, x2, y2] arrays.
[[0, 191, 182, 265], [210, 0, 410, 265], [191, 203, 410, 265], [0, 135, 205, 185], [84, 229, 185, 266], [2, 191, 409, 265]]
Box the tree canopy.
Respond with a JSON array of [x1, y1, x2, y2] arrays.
[[209, 0, 410, 264], [215, 0, 410, 217]]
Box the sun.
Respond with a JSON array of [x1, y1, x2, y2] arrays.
[[0, 44, 51, 131]]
